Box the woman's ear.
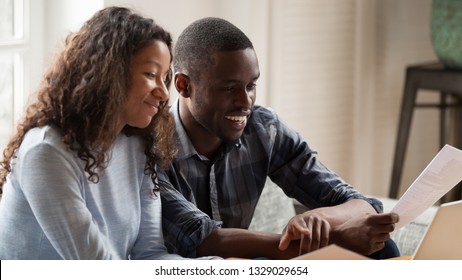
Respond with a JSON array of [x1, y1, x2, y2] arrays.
[[174, 73, 191, 98]]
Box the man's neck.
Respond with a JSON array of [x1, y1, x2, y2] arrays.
[[178, 102, 221, 160], [188, 130, 221, 160]]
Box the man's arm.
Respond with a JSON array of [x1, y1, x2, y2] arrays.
[[197, 228, 300, 259], [279, 199, 399, 256], [158, 171, 219, 258], [300, 199, 378, 227], [159, 169, 302, 259]]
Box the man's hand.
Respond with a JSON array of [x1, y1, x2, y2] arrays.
[[331, 212, 399, 255], [278, 209, 400, 257], [278, 212, 331, 255]]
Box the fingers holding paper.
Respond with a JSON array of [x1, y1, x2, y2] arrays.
[[331, 212, 400, 255]]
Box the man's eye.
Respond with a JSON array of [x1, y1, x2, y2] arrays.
[[247, 83, 257, 90]]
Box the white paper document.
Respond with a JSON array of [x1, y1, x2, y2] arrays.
[[390, 144, 462, 229]]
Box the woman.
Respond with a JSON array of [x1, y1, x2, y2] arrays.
[[0, 6, 197, 260]]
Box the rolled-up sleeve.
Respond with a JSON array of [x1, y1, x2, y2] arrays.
[[158, 172, 220, 257]]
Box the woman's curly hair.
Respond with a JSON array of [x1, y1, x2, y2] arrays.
[[0, 7, 177, 193]]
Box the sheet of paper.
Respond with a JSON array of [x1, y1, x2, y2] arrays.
[[292, 244, 370, 260], [390, 144, 462, 229]]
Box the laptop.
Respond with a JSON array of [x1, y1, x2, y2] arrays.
[[412, 199, 462, 260], [292, 200, 462, 260]]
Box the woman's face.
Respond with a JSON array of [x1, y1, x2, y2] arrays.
[[121, 40, 171, 131]]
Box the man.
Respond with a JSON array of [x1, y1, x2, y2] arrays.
[[162, 17, 399, 259]]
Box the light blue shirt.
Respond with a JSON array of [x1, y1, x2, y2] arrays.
[[0, 125, 189, 259]]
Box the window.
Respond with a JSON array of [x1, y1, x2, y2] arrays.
[[0, 0, 27, 151]]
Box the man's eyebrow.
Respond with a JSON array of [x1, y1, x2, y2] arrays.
[[221, 73, 260, 83]]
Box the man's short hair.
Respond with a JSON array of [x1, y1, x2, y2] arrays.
[[173, 17, 254, 79]]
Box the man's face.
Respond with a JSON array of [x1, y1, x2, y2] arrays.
[[188, 48, 260, 142]]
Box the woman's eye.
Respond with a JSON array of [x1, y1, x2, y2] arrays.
[[145, 72, 156, 79], [145, 71, 170, 85]]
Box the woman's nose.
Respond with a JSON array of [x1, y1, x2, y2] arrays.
[[152, 81, 169, 101]]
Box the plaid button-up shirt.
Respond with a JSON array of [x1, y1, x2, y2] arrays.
[[161, 99, 382, 256]]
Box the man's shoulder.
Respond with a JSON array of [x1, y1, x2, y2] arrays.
[[253, 104, 276, 114], [250, 105, 279, 125], [242, 105, 281, 141]]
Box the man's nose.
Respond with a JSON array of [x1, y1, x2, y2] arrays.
[[234, 87, 254, 107]]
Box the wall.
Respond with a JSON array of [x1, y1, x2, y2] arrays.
[[257, 0, 438, 197], [373, 0, 438, 197], [41, 0, 104, 71]]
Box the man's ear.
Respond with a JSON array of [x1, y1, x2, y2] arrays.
[[174, 73, 191, 98]]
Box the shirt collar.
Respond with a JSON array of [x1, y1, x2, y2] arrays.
[[171, 98, 198, 160], [171, 98, 243, 161]]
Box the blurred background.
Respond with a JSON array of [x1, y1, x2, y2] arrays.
[[0, 0, 444, 198]]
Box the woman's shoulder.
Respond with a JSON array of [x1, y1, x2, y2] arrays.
[[17, 125, 70, 162], [21, 125, 64, 149]]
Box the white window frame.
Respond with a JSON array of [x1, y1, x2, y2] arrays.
[[0, 0, 29, 150]]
